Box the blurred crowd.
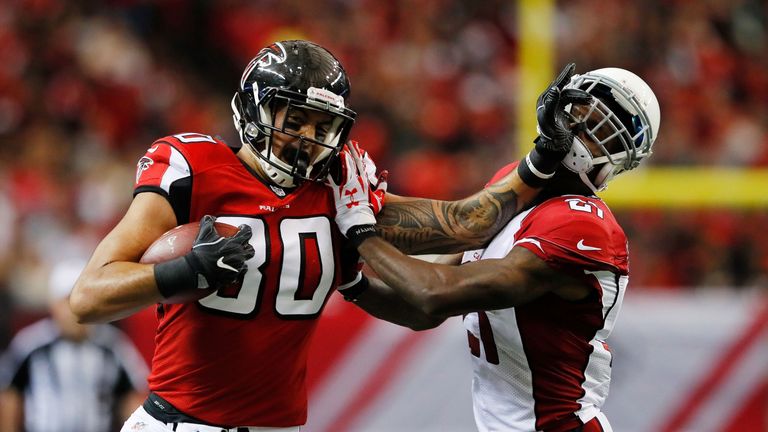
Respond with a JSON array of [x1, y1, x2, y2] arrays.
[[0, 0, 766, 346]]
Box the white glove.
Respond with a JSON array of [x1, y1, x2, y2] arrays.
[[348, 140, 388, 215], [328, 143, 377, 238]]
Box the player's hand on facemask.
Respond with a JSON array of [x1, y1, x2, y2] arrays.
[[154, 215, 255, 298], [327, 144, 378, 247], [519, 63, 593, 187]]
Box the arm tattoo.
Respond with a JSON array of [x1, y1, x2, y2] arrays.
[[376, 179, 521, 254]]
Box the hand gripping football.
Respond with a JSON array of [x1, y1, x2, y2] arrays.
[[140, 221, 240, 303]]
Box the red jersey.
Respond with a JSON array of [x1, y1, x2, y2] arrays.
[[463, 163, 629, 431], [134, 133, 358, 427]]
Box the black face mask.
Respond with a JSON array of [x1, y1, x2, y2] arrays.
[[281, 145, 311, 177]]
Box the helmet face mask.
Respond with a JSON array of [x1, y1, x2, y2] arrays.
[[561, 68, 660, 192], [231, 40, 357, 187]]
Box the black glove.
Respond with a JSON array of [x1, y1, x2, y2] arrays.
[[519, 63, 593, 187], [154, 215, 255, 299]]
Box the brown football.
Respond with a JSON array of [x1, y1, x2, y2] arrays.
[[140, 221, 240, 304]]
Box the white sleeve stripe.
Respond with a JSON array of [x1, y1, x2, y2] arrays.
[[513, 237, 545, 254], [159, 146, 191, 193]]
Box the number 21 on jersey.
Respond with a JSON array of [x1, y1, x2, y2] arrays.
[[467, 311, 499, 365]]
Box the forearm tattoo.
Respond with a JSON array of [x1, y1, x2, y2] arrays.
[[376, 179, 521, 254]]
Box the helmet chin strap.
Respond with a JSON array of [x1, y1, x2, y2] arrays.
[[258, 150, 298, 188], [257, 145, 333, 188], [577, 163, 614, 194], [561, 137, 621, 194], [562, 137, 594, 173]]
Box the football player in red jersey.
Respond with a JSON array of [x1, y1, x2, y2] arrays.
[[332, 67, 660, 432], [69, 39, 583, 431]]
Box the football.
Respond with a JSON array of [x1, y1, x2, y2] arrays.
[[140, 221, 240, 304]]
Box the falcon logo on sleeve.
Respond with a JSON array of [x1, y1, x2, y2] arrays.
[[136, 156, 154, 183]]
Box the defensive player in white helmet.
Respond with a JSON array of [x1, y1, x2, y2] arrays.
[[329, 66, 660, 432], [70, 38, 587, 431]]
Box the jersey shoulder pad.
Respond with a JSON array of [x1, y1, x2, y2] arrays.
[[153, 133, 233, 157], [134, 139, 190, 190], [135, 133, 237, 186], [516, 195, 628, 273]]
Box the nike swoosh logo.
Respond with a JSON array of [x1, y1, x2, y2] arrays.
[[577, 239, 602, 251], [147, 145, 159, 153], [216, 257, 238, 273]]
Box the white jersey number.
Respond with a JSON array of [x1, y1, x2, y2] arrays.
[[173, 132, 216, 143], [197, 216, 335, 318], [565, 198, 604, 219]]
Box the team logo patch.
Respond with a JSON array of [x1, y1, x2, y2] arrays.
[[136, 156, 154, 183], [270, 185, 286, 197], [130, 421, 146, 430], [165, 234, 178, 254], [344, 187, 359, 208], [576, 239, 602, 251], [256, 42, 287, 67], [241, 42, 287, 88]]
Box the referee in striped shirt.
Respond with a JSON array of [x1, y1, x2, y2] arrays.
[[0, 259, 148, 432]]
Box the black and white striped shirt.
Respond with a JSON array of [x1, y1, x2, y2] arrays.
[[0, 319, 148, 432]]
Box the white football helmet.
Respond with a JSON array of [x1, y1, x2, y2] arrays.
[[561, 67, 660, 192]]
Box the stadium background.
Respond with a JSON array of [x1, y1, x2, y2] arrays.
[[0, 0, 765, 430]]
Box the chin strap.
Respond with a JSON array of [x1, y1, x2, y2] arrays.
[[561, 137, 594, 174], [258, 149, 298, 187], [562, 137, 624, 193]]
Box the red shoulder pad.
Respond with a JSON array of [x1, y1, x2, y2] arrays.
[[159, 132, 227, 147], [134, 132, 230, 191], [134, 141, 191, 191], [514, 196, 628, 274]]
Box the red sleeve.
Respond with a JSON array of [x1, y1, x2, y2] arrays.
[[514, 197, 629, 275], [484, 161, 520, 188], [134, 139, 192, 194], [133, 135, 201, 224]]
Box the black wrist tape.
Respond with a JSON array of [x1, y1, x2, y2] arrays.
[[347, 224, 378, 248], [529, 145, 563, 175], [339, 275, 370, 302], [154, 256, 198, 298], [518, 147, 559, 188]]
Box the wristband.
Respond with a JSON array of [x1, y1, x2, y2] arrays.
[[347, 224, 378, 247], [339, 275, 370, 302], [518, 148, 558, 188], [154, 256, 199, 298]]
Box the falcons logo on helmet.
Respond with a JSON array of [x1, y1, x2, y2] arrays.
[[240, 42, 288, 88]]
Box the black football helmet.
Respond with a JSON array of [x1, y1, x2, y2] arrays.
[[231, 40, 357, 187]]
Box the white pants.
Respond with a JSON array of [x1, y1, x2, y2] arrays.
[[121, 406, 301, 432]]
